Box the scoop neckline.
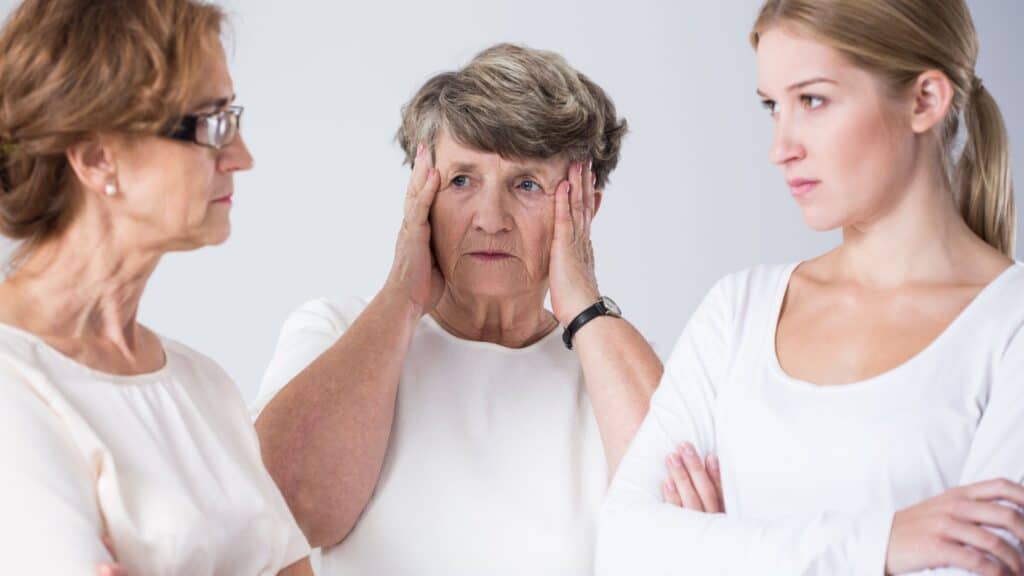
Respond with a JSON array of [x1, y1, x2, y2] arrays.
[[767, 260, 1021, 392], [0, 321, 172, 383], [421, 312, 563, 355]]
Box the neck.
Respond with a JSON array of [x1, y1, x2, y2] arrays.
[[836, 157, 994, 287], [3, 201, 162, 354], [430, 285, 557, 348]]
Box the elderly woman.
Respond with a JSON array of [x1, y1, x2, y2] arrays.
[[254, 43, 661, 574], [0, 0, 310, 574]]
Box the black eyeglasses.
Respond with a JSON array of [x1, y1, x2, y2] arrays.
[[166, 105, 244, 150]]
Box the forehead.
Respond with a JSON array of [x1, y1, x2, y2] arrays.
[[188, 42, 234, 109], [756, 27, 856, 91], [434, 130, 567, 176]]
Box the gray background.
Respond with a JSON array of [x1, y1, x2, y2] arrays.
[[1, 0, 1020, 402]]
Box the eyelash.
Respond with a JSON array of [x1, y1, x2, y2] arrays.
[[760, 95, 827, 117]]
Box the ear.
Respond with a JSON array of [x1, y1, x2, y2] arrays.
[[65, 135, 118, 197], [908, 70, 955, 134]]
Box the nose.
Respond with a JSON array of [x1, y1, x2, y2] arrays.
[[218, 133, 254, 173], [471, 183, 513, 235], [769, 115, 805, 166]]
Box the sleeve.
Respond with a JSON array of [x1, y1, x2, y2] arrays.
[[905, 322, 1024, 575], [595, 275, 895, 576], [250, 297, 365, 418], [0, 361, 113, 575]]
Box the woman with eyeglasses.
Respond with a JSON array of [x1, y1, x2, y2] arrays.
[[0, 1, 311, 574]]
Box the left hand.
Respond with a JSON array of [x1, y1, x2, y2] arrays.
[[662, 442, 725, 513], [549, 160, 601, 326]]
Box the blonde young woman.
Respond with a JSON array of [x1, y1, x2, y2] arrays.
[[598, 1, 1023, 575], [0, 1, 310, 574]]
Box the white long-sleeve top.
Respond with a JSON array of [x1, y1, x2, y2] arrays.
[[0, 324, 309, 575], [597, 262, 1024, 576]]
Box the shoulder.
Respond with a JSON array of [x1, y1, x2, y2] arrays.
[[278, 296, 369, 339], [701, 262, 796, 318]]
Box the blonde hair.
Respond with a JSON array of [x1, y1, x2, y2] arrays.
[[397, 43, 627, 190], [752, 0, 1015, 257], [0, 0, 225, 256]]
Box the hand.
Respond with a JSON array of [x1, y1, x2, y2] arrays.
[[384, 143, 444, 316], [549, 160, 601, 327], [97, 533, 124, 576], [661, 442, 724, 513], [885, 478, 1024, 575]]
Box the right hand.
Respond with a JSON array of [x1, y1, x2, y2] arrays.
[[384, 143, 444, 316], [885, 478, 1024, 575]]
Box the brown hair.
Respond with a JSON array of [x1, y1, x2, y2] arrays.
[[0, 0, 225, 255], [752, 0, 1015, 257], [397, 43, 628, 190]]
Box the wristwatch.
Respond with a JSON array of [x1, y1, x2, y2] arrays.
[[562, 296, 622, 350]]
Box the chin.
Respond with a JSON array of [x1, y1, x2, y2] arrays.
[[799, 205, 847, 232], [450, 272, 532, 300]]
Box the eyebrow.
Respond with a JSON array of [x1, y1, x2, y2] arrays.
[[192, 93, 236, 112], [757, 77, 837, 98]]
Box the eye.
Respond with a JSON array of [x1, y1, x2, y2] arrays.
[[451, 175, 469, 188], [800, 95, 826, 110], [760, 99, 777, 117], [517, 179, 543, 194]]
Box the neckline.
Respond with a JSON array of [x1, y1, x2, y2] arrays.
[[421, 312, 563, 355], [768, 260, 1021, 391], [0, 322, 171, 383]]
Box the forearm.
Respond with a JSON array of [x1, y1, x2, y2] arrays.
[[255, 287, 420, 547], [277, 557, 313, 576], [574, 316, 662, 474]]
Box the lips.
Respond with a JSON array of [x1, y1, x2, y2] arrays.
[[786, 178, 819, 198], [211, 194, 233, 204], [468, 251, 512, 261]]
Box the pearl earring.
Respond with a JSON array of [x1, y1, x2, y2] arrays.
[[104, 182, 117, 196]]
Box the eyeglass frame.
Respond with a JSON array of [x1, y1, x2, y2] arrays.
[[165, 105, 244, 150]]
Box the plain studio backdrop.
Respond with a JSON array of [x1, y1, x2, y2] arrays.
[[0, 0, 1020, 402]]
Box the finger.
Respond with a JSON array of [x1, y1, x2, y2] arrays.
[[583, 159, 595, 234], [666, 452, 702, 511], [943, 521, 1019, 576], [952, 500, 1024, 544], [407, 143, 432, 198], [552, 180, 572, 244], [97, 565, 123, 576], [662, 478, 683, 507], [680, 443, 721, 513], [569, 161, 585, 240], [938, 541, 1009, 576], [409, 167, 440, 225], [707, 454, 725, 510], [964, 479, 1024, 508]]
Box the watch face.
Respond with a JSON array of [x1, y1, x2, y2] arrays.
[[601, 296, 622, 317]]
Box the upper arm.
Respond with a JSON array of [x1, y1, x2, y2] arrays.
[[252, 298, 363, 418], [607, 276, 736, 501], [0, 369, 111, 573]]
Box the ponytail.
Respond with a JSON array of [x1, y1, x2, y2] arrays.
[[956, 79, 1016, 258]]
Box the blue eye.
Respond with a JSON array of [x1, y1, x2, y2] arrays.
[[451, 175, 469, 187], [518, 179, 542, 193]]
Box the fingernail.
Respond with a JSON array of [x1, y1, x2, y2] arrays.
[[587, 159, 593, 172], [708, 454, 720, 470], [668, 453, 682, 468], [681, 443, 697, 458]]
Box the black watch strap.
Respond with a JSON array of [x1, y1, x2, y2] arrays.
[[562, 297, 620, 350]]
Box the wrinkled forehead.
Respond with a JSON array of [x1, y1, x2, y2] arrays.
[[434, 130, 570, 179]]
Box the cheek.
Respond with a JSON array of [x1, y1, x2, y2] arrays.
[[515, 201, 555, 269]]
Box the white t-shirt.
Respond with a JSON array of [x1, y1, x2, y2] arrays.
[[0, 324, 309, 576], [597, 262, 1024, 575], [255, 298, 608, 576]]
